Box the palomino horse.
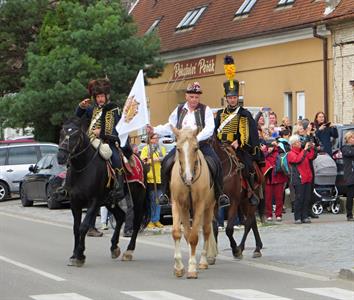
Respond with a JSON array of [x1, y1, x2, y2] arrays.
[[57, 117, 148, 267], [170, 127, 218, 279], [212, 137, 263, 258]]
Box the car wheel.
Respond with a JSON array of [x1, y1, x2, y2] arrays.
[[47, 184, 61, 209], [0, 181, 9, 201], [312, 201, 323, 215], [20, 184, 33, 207], [331, 202, 340, 214]]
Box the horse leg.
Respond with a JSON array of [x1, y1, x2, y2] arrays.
[[187, 210, 202, 279], [225, 207, 240, 258], [251, 216, 263, 258], [202, 206, 217, 267], [172, 202, 184, 278], [108, 205, 125, 259], [68, 206, 82, 266], [238, 215, 254, 257]]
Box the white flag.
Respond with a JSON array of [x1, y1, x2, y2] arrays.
[[116, 70, 149, 146]]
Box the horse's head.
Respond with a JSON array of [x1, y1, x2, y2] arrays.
[[57, 117, 85, 165], [172, 126, 199, 186]]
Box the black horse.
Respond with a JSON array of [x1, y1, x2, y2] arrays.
[[57, 116, 148, 267]]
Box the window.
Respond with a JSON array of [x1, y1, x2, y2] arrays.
[[277, 0, 295, 6], [40, 145, 58, 157], [0, 148, 6, 165], [8, 146, 37, 165], [176, 6, 207, 30], [145, 18, 162, 34], [284, 92, 293, 122], [296, 92, 305, 120], [235, 0, 257, 16]]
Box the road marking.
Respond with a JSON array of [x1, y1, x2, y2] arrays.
[[296, 287, 354, 300], [30, 293, 92, 300], [210, 289, 292, 299], [122, 291, 193, 300], [0, 255, 66, 282], [0, 211, 333, 282], [0, 211, 71, 229]]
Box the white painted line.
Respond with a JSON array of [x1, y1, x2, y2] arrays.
[[30, 293, 93, 300], [135, 239, 331, 282], [209, 289, 292, 300], [0, 255, 66, 282], [122, 291, 193, 300], [0, 211, 72, 229], [0, 211, 332, 281], [296, 287, 354, 300]]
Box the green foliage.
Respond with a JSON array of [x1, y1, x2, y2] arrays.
[[1, 0, 164, 142], [0, 0, 49, 96]]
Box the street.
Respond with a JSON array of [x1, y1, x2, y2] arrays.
[[0, 199, 353, 300]]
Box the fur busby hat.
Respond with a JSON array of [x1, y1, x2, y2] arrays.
[[87, 78, 111, 98], [186, 81, 202, 94], [223, 55, 239, 97]]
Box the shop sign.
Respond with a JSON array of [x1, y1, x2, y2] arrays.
[[172, 55, 216, 80]]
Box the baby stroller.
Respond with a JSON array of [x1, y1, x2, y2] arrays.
[[311, 153, 340, 215]]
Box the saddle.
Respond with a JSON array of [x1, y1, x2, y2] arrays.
[[204, 155, 217, 188]]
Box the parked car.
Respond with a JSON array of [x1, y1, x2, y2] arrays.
[[19, 154, 68, 209], [332, 124, 354, 196], [0, 142, 58, 200], [137, 136, 175, 155]]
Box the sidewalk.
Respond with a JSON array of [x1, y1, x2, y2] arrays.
[[216, 209, 354, 281]]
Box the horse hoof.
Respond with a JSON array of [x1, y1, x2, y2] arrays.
[[187, 271, 198, 279], [207, 257, 216, 265], [122, 251, 133, 261], [252, 251, 262, 258], [233, 250, 243, 259], [111, 247, 121, 259], [68, 258, 85, 267], [199, 263, 208, 270], [174, 268, 185, 278]]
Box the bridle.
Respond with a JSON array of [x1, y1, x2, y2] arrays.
[[178, 144, 202, 186], [58, 126, 98, 173]]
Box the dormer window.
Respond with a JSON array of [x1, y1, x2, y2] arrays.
[[176, 6, 207, 30], [145, 18, 162, 34], [277, 0, 295, 6], [235, 0, 257, 16]]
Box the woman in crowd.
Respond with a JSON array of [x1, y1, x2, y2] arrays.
[[287, 134, 316, 224], [262, 139, 288, 221], [313, 111, 338, 156], [341, 131, 354, 221]]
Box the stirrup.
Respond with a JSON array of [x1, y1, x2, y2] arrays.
[[159, 194, 169, 205], [218, 194, 230, 208], [249, 194, 259, 206]]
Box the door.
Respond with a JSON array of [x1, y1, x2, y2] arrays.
[[6, 146, 38, 193]]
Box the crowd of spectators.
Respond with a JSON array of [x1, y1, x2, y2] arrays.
[[254, 108, 353, 223]]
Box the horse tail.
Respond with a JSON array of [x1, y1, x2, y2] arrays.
[[206, 221, 218, 259], [139, 189, 150, 231]]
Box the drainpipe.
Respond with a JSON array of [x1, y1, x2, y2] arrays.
[[313, 26, 329, 117]]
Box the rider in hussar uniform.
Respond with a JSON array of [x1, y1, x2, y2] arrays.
[[215, 55, 263, 206], [146, 82, 230, 208], [76, 78, 131, 201]]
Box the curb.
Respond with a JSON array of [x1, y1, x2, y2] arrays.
[[339, 268, 354, 281]]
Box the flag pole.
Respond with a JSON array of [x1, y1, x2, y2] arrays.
[[146, 97, 159, 205]]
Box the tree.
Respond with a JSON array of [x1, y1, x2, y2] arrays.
[[1, 0, 164, 142], [0, 0, 50, 96]]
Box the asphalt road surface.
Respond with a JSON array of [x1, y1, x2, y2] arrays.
[[0, 199, 353, 300]]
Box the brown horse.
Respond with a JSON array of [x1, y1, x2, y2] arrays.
[[212, 137, 263, 258], [170, 127, 218, 279]]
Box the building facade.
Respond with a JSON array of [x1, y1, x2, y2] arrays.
[[131, 0, 354, 125]]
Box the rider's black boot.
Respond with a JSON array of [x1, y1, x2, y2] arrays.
[[215, 181, 230, 208], [158, 155, 174, 205], [111, 171, 125, 202], [248, 172, 259, 206]]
